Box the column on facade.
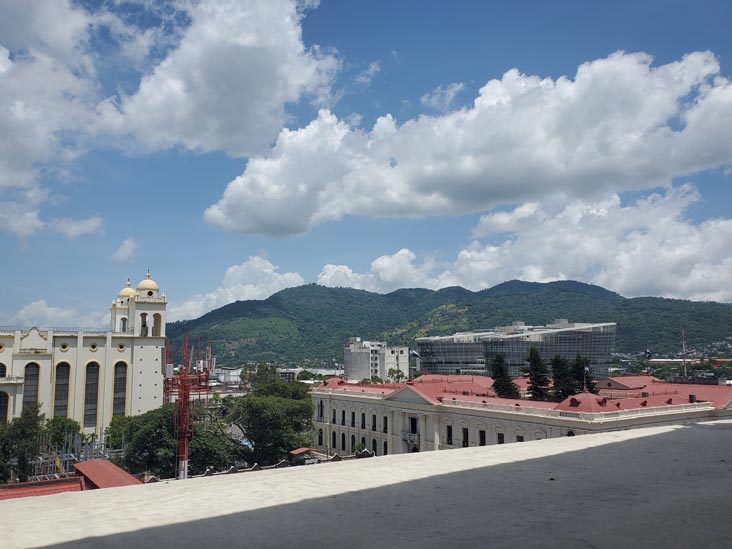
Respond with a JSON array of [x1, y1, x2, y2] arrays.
[[433, 414, 441, 451], [420, 413, 427, 452]]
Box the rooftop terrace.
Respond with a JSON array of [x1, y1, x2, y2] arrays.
[[3, 420, 732, 548]]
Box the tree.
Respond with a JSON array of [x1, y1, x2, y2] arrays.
[[491, 354, 520, 399], [370, 376, 384, 384], [297, 370, 316, 381], [45, 416, 82, 449], [226, 395, 312, 466], [550, 355, 573, 401], [527, 347, 550, 401], [1, 403, 45, 482], [572, 354, 598, 394], [387, 368, 405, 382]]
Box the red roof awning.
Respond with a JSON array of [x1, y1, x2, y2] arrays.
[[73, 460, 142, 489]]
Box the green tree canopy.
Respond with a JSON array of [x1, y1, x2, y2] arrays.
[[527, 347, 551, 401], [572, 354, 598, 394], [550, 355, 574, 401], [491, 353, 520, 399], [45, 416, 82, 449], [0, 403, 45, 482], [226, 394, 312, 466]]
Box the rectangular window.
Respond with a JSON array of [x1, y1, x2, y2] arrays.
[[497, 432, 505, 445], [84, 363, 100, 428], [332, 409, 336, 424], [462, 427, 469, 448], [351, 411, 355, 427], [361, 413, 366, 429], [341, 410, 346, 425], [383, 415, 388, 434], [54, 364, 70, 418], [113, 363, 127, 416], [372, 414, 376, 431], [479, 430, 486, 446], [446, 425, 453, 445], [517, 435, 525, 442]]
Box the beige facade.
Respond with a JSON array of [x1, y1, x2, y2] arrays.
[[311, 384, 719, 457], [0, 272, 167, 436]]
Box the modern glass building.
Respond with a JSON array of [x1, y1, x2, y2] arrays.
[[415, 320, 616, 377]]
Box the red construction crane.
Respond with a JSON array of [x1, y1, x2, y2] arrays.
[[163, 331, 211, 480]]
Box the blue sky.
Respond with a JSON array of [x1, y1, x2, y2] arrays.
[[1, 0, 731, 326]]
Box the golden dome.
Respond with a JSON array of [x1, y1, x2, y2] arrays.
[[136, 270, 159, 291], [118, 279, 138, 298]]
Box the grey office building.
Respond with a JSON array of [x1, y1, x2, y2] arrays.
[[415, 320, 616, 377]]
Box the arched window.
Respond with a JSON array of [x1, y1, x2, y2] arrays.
[[0, 363, 6, 377], [567, 430, 576, 437], [350, 434, 355, 452], [372, 439, 377, 455], [361, 436, 366, 448], [318, 429, 323, 445], [54, 363, 70, 418], [120, 317, 128, 332], [23, 363, 40, 410], [383, 441, 388, 456], [153, 313, 162, 337], [113, 362, 127, 416], [140, 313, 148, 336], [331, 430, 336, 449], [84, 362, 100, 428], [341, 432, 346, 451], [0, 392, 9, 424]]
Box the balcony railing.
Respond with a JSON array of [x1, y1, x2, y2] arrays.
[[0, 376, 24, 385], [441, 398, 713, 423], [402, 432, 419, 443], [315, 416, 325, 423]]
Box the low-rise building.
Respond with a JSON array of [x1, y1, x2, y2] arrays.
[[311, 374, 732, 457]]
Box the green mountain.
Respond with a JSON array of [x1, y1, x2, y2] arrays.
[[166, 281, 732, 366]]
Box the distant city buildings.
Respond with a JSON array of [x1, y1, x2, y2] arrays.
[[0, 272, 166, 436], [311, 374, 732, 457], [343, 337, 409, 381], [416, 320, 616, 377]]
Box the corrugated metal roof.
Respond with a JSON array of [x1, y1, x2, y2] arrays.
[[73, 460, 142, 488], [0, 477, 82, 500]]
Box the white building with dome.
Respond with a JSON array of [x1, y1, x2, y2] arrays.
[[0, 272, 167, 436]]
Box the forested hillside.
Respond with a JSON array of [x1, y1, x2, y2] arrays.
[[166, 281, 732, 366]]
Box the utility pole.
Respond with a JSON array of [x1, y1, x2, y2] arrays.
[[681, 325, 687, 378]]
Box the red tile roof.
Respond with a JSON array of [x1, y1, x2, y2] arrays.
[[0, 477, 82, 500], [73, 460, 142, 489], [289, 447, 317, 455]]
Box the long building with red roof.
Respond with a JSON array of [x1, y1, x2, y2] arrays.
[[312, 375, 732, 456]]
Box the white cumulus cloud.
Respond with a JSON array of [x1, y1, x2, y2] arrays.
[[168, 256, 304, 321], [98, 0, 340, 157], [206, 51, 732, 237], [420, 82, 465, 112], [318, 249, 435, 293], [10, 300, 106, 329], [317, 185, 732, 302], [52, 216, 104, 239], [111, 237, 137, 263]]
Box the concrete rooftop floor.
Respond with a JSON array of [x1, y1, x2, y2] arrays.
[[3, 421, 732, 548]]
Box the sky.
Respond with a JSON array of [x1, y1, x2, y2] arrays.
[[1, 0, 732, 327]]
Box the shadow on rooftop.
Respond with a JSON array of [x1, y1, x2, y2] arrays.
[[45, 422, 732, 549]]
